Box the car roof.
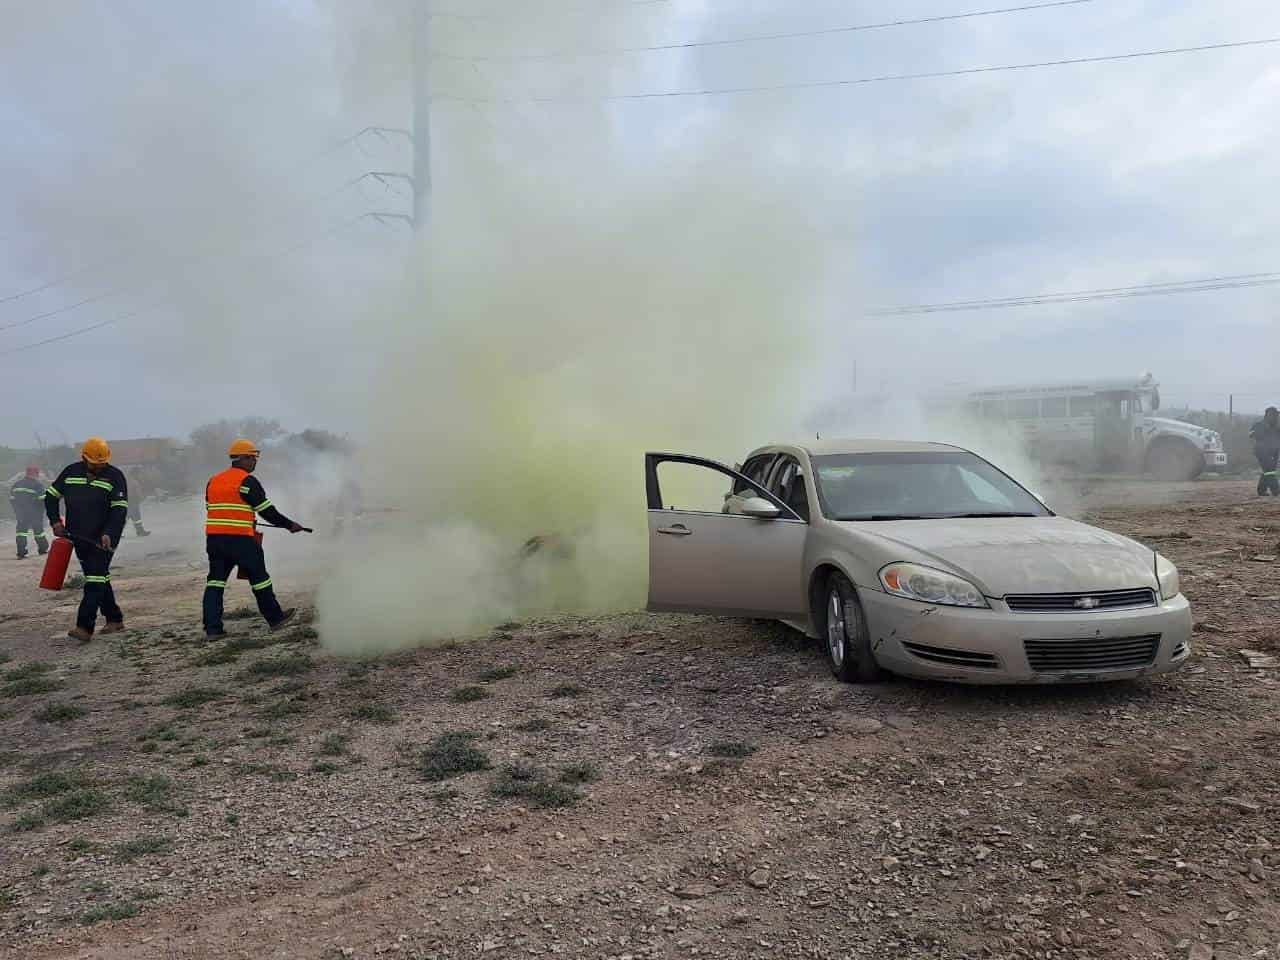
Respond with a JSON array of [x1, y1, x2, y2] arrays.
[[787, 439, 965, 457]]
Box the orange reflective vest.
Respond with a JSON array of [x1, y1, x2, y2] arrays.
[[205, 467, 257, 537]]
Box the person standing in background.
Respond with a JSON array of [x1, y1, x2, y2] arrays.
[[9, 466, 49, 559], [1250, 407, 1280, 497]]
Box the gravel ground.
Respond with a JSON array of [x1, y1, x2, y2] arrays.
[[0, 479, 1277, 960]]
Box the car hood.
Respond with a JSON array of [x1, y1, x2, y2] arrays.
[[837, 516, 1158, 597]]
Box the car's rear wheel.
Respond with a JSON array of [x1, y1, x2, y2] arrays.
[[824, 573, 884, 683]]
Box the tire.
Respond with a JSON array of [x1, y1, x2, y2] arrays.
[[1147, 441, 1203, 482], [823, 572, 884, 683]]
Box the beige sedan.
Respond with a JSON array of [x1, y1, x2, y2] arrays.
[[646, 440, 1192, 684]]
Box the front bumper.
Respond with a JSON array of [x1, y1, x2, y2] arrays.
[[1205, 451, 1228, 468], [860, 589, 1192, 685]]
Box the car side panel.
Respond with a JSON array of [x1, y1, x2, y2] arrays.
[[648, 510, 809, 617]]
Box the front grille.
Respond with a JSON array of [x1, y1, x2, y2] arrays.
[[1024, 635, 1160, 673], [901, 641, 998, 670], [1005, 588, 1157, 613]]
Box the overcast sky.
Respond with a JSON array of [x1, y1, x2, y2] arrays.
[[1, 0, 1277, 448]]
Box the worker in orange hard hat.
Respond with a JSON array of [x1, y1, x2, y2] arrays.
[[44, 438, 129, 642], [10, 465, 49, 559], [202, 439, 309, 639]]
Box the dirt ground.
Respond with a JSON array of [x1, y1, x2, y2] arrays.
[[1, 480, 1278, 960]]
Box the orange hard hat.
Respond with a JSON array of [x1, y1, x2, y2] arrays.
[[228, 438, 261, 458], [81, 437, 111, 465]]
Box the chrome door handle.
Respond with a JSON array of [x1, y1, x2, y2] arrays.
[[657, 524, 692, 537]]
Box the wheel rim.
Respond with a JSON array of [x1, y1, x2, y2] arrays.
[[827, 589, 846, 667]]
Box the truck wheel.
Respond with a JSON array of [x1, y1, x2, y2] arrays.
[[1147, 441, 1203, 481], [823, 573, 885, 683]]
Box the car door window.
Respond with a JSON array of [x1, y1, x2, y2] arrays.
[[769, 456, 811, 522], [732, 455, 776, 495]]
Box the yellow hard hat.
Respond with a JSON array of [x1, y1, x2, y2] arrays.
[[81, 437, 111, 465], [228, 438, 261, 458]]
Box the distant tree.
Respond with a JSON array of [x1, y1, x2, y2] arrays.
[[287, 429, 350, 454], [187, 418, 285, 485]]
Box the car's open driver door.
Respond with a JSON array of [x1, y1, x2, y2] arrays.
[[645, 453, 808, 618]]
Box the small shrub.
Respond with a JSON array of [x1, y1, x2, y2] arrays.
[[708, 740, 757, 760], [514, 717, 553, 733], [450, 685, 489, 704], [318, 733, 351, 757], [113, 835, 173, 864], [194, 646, 240, 667], [66, 837, 100, 857], [137, 723, 179, 743], [11, 811, 45, 833], [311, 761, 340, 775], [190, 755, 209, 768], [225, 812, 239, 826], [4, 770, 87, 805], [559, 761, 601, 785], [257, 698, 307, 720], [3, 662, 54, 682], [240, 654, 313, 680], [30, 863, 49, 877], [418, 731, 490, 782], [3, 676, 61, 698], [162, 687, 224, 709], [548, 683, 585, 699], [0, 887, 16, 908], [477, 664, 520, 683], [490, 765, 579, 809], [80, 901, 139, 925], [350, 703, 396, 724], [64, 574, 85, 590], [224, 606, 257, 620], [41, 788, 110, 824], [33, 702, 87, 723], [81, 879, 110, 894], [122, 774, 185, 815]]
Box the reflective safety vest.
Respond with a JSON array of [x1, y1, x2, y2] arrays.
[[205, 467, 257, 537]]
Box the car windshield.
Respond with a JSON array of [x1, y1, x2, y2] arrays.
[[811, 451, 1051, 521]]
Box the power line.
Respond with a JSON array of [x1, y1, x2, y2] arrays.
[[0, 213, 378, 357], [0, 127, 397, 307], [435, 36, 1280, 102], [867, 271, 1280, 316], [434, 0, 1095, 63], [432, 0, 667, 22]]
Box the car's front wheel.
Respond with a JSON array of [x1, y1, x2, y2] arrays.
[[824, 573, 884, 683]]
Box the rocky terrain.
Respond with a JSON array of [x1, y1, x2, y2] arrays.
[[0, 479, 1277, 960]]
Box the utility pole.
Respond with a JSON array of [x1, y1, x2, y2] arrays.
[[412, 0, 432, 232]]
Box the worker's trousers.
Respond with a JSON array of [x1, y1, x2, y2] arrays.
[[202, 535, 285, 631], [14, 506, 48, 558], [1258, 452, 1279, 497], [74, 540, 122, 632]]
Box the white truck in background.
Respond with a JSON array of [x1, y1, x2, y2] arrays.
[[962, 374, 1227, 481]]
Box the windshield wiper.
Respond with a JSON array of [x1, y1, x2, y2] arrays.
[[848, 514, 929, 521], [945, 512, 1039, 518]]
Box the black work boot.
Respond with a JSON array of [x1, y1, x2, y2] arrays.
[[268, 608, 297, 632]]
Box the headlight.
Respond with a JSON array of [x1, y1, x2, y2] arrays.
[[879, 562, 989, 608], [1155, 554, 1180, 601]]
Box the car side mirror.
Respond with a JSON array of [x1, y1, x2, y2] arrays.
[[741, 497, 782, 519]]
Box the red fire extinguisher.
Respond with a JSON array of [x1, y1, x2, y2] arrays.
[[40, 537, 74, 591], [236, 532, 264, 580]]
